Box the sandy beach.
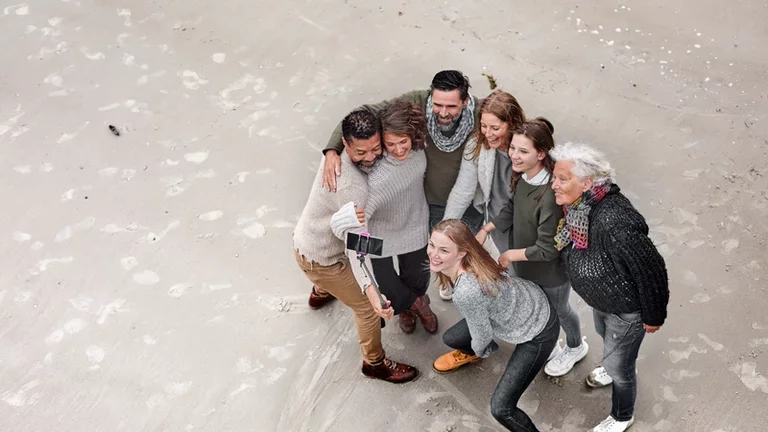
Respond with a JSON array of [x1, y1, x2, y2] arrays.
[[1, 0, 767, 431]]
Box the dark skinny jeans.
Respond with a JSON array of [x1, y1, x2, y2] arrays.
[[443, 305, 559, 431], [370, 246, 430, 314]]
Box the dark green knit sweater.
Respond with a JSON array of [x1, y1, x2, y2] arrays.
[[492, 179, 567, 288]]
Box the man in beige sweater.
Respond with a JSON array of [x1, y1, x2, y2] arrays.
[[293, 109, 418, 383]]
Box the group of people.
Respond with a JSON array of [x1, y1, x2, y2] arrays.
[[292, 70, 670, 432]]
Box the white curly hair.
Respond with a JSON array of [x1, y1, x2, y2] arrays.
[[549, 142, 615, 185]]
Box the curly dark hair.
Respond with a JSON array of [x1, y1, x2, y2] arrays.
[[378, 100, 427, 151], [341, 109, 381, 143]]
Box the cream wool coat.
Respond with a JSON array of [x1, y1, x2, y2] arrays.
[[443, 138, 497, 223]]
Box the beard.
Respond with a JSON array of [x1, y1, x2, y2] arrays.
[[433, 111, 461, 132], [355, 153, 383, 172]]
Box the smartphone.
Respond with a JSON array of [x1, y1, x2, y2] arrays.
[[346, 232, 384, 256]]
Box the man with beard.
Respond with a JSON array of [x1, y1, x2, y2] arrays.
[[320, 70, 484, 235], [294, 109, 419, 383]]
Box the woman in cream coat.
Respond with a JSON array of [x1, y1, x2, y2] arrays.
[[441, 90, 529, 299]]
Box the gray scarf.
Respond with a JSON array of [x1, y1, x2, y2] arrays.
[[425, 93, 476, 153]]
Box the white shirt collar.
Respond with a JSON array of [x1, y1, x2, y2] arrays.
[[522, 168, 551, 186]]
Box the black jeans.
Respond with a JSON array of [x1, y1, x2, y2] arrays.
[[429, 204, 484, 235], [593, 309, 645, 421], [370, 246, 430, 314], [442, 307, 559, 431]]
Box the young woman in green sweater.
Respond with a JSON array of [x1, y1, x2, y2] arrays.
[[475, 119, 589, 377]]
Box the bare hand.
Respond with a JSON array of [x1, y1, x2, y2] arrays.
[[498, 250, 515, 268], [475, 230, 488, 246], [322, 150, 342, 192], [643, 324, 662, 334], [366, 287, 394, 320], [355, 207, 366, 226]]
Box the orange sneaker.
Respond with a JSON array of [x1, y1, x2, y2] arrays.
[[432, 350, 480, 373]]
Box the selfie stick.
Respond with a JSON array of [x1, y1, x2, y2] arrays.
[[355, 231, 388, 309]]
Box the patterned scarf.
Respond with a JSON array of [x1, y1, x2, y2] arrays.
[[554, 183, 611, 250], [425, 93, 476, 152]]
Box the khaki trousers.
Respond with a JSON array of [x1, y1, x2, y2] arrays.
[[294, 250, 385, 364]]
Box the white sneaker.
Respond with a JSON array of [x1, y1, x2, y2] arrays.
[[586, 366, 613, 388], [547, 339, 563, 362], [439, 285, 453, 301], [545, 337, 589, 377], [590, 415, 634, 432]]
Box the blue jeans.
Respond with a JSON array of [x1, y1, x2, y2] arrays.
[[593, 309, 646, 422], [443, 306, 559, 431], [429, 204, 483, 235], [541, 282, 582, 348]]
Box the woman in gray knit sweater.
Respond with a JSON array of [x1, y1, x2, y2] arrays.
[[476, 120, 589, 378], [331, 101, 438, 334], [429, 219, 558, 432]]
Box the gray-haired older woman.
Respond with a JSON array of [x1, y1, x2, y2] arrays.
[[549, 142, 669, 432]]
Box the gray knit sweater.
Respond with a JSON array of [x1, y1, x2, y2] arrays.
[[293, 152, 371, 289], [322, 90, 481, 206], [452, 272, 550, 358], [365, 151, 429, 257]]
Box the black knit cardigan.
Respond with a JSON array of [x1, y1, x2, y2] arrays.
[[561, 184, 669, 326]]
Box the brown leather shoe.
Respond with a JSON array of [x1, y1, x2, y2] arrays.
[[398, 310, 416, 334], [308, 286, 334, 309], [362, 358, 419, 384], [410, 295, 438, 334], [432, 350, 480, 374]]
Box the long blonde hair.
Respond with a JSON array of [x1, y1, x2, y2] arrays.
[[432, 219, 506, 297]]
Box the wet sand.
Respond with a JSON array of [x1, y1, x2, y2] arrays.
[[1, 1, 767, 431]]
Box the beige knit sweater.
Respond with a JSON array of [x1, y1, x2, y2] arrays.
[[293, 152, 371, 289]]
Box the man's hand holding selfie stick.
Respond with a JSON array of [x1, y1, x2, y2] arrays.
[[332, 202, 395, 320], [349, 230, 394, 320], [364, 284, 394, 320]]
